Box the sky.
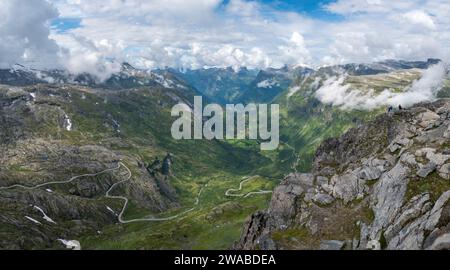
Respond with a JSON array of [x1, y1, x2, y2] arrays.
[[1, 0, 450, 78]]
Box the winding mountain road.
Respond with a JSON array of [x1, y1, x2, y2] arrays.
[[0, 164, 122, 192], [0, 162, 205, 224], [225, 176, 273, 198], [106, 163, 206, 223], [1, 162, 271, 224]]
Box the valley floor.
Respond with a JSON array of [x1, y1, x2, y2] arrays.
[[79, 172, 276, 250]]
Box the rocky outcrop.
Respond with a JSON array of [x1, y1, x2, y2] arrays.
[[236, 99, 450, 250]]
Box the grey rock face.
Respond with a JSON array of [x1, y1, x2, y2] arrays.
[[357, 166, 382, 181], [266, 174, 306, 229], [331, 172, 367, 204], [319, 240, 345, 250], [316, 176, 329, 187], [425, 191, 450, 231], [417, 162, 437, 178], [369, 163, 410, 241], [426, 233, 450, 250], [439, 164, 450, 180], [313, 193, 335, 205], [237, 99, 450, 250], [444, 126, 450, 139], [417, 110, 440, 128], [234, 211, 269, 250], [385, 193, 432, 250], [422, 148, 450, 166]]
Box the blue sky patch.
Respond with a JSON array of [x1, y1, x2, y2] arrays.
[[51, 18, 82, 33], [261, 0, 342, 20], [219, 0, 341, 20]]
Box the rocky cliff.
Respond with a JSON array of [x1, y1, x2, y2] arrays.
[[236, 99, 450, 250]]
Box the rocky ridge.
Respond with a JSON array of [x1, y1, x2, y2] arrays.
[[236, 99, 450, 250]]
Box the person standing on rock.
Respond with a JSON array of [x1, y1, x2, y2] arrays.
[[387, 106, 394, 114], [162, 153, 174, 176]]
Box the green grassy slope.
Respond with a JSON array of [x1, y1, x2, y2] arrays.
[[80, 173, 276, 250], [55, 86, 281, 249], [275, 68, 422, 172]]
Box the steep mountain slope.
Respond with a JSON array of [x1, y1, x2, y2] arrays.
[[0, 63, 203, 95], [1, 59, 447, 250], [0, 71, 273, 249], [0, 84, 178, 249], [237, 66, 313, 104], [276, 59, 444, 172], [319, 58, 441, 76], [168, 66, 312, 104], [167, 67, 259, 104], [236, 99, 450, 250]]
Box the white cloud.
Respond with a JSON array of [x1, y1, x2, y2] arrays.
[[277, 32, 311, 66], [321, 0, 450, 64], [46, 0, 315, 73], [54, 33, 124, 80], [402, 10, 436, 30], [325, 0, 417, 15], [1, 0, 450, 76], [315, 63, 447, 110], [0, 0, 60, 69]]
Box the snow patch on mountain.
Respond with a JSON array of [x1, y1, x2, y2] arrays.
[[64, 114, 73, 131], [58, 239, 81, 250], [257, 79, 279, 88], [34, 206, 56, 224], [154, 73, 176, 89], [25, 216, 41, 225]]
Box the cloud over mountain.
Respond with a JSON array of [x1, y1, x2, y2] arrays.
[[0, 0, 60, 69], [315, 62, 448, 110], [1, 0, 450, 76]]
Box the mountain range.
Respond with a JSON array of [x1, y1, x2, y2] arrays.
[[1, 58, 450, 250]]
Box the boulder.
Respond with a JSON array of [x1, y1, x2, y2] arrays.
[[444, 126, 450, 139], [384, 193, 431, 242], [304, 188, 317, 203], [400, 153, 418, 168], [312, 193, 335, 205], [417, 162, 437, 178], [294, 173, 315, 187], [417, 110, 440, 128], [389, 143, 401, 153], [438, 164, 450, 180], [426, 191, 450, 231], [436, 106, 449, 115], [423, 148, 450, 166], [315, 176, 329, 187], [331, 172, 366, 204], [266, 175, 305, 229], [366, 240, 381, 250], [357, 166, 382, 181]]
